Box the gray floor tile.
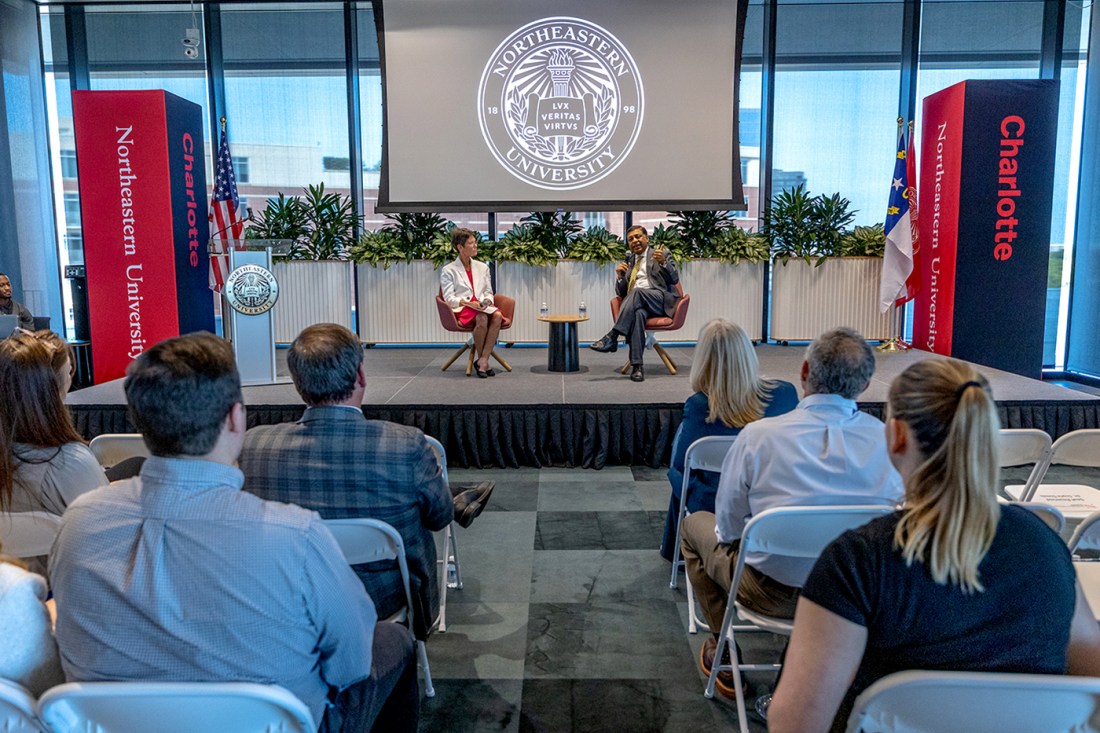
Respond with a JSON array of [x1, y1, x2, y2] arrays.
[[539, 466, 635, 483], [530, 549, 671, 604], [525, 599, 694, 679], [446, 512, 536, 603], [635, 479, 675, 512], [536, 481, 644, 512], [534, 511, 665, 551], [429, 602, 530, 680], [419, 678, 522, 733]]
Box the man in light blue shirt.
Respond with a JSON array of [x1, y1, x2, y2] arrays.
[[681, 328, 903, 700], [50, 333, 418, 733]]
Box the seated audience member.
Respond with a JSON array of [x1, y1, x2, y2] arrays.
[[0, 543, 63, 696], [440, 227, 503, 378], [0, 273, 34, 331], [239, 323, 494, 640], [681, 327, 903, 700], [589, 225, 681, 382], [49, 333, 418, 733], [770, 358, 1100, 733], [0, 331, 107, 521], [662, 319, 797, 560]]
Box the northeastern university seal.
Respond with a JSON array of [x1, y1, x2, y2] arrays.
[[478, 17, 644, 190], [225, 264, 279, 315]]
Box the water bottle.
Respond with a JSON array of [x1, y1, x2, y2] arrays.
[[447, 561, 458, 589], [578, 300, 587, 317], [540, 302, 549, 319]]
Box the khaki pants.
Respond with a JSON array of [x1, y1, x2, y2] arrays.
[[680, 511, 799, 631]]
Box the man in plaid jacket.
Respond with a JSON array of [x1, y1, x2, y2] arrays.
[[239, 323, 491, 638]]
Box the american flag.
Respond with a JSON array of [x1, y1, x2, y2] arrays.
[[208, 126, 245, 293], [879, 121, 921, 311]]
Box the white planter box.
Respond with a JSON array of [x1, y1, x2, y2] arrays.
[[770, 257, 891, 341], [496, 261, 612, 343], [677, 260, 765, 342], [271, 260, 355, 343], [357, 260, 466, 344]]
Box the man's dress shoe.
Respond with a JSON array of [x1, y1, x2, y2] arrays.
[[630, 365, 645, 382], [589, 336, 618, 353]]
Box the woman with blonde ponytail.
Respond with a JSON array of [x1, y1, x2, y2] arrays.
[[769, 358, 1100, 733]]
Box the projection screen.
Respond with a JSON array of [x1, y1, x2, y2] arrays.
[[375, 0, 747, 212]]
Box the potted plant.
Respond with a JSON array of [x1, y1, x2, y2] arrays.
[[350, 212, 461, 344], [766, 185, 890, 342], [245, 183, 357, 342], [669, 209, 735, 258]]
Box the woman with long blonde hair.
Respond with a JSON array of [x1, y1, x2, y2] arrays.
[[661, 319, 797, 560], [770, 358, 1100, 733]]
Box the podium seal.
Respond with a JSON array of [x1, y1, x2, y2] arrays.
[[225, 264, 279, 315], [478, 16, 644, 190]]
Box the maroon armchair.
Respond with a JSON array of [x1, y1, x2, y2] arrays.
[[609, 282, 690, 374], [435, 290, 515, 376]]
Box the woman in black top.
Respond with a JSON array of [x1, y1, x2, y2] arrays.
[[769, 358, 1100, 733]]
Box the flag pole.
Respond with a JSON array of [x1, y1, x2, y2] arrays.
[[878, 117, 911, 353]]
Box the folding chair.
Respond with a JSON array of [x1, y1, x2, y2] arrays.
[[37, 681, 315, 733], [670, 435, 739, 635], [88, 433, 150, 468], [1068, 509, 1100, 555], [424, 435, 461, 634], [1004, 501, 1065, 533], [1009, 429, 1100, 519], [707, 505, 894, 733], [844, 670, 1100, 733], [0, 678, 42, 733], [323, 517, 435, 698], [0, 512, 63, 558], [997, 428, 1051, 498]]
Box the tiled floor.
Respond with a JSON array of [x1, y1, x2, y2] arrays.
[[417, 466, 777, 733]]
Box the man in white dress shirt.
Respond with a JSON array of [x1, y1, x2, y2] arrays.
[[681, 327, 903, 700]]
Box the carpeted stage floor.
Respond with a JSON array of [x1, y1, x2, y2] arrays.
[[67, 344, 1100, 468]]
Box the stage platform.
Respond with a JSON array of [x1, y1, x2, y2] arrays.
[[67, 344, 1100, 469]]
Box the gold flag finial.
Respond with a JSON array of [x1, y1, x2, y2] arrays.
[[220, 116, 227, 131]]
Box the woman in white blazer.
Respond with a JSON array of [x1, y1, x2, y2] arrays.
[[440, 228, 503, 377]]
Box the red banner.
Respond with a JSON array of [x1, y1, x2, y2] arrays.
[[913, 81, 965, 356], [72, 90, 213, 383]]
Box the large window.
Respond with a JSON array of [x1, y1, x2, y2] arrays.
[[772, 1, 903, 226], [223, 3, 351, 219]]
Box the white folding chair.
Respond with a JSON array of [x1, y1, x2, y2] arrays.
[[707, 505, 894, 733], [88, 433, 150, 468], [323, 517, 435, 698], [997, 428, 1052, 498], [37, 681, 314, 733], [1004, 501, 1065, 533], [844, 670, 1100, 733], [0, 678, 43, 733], [670, 435, 739, 635], [0, 512, 63, 558], [423, 435, 461, 634], [1009, 429, 1100, 519], [1068, 509, 1100, 555]]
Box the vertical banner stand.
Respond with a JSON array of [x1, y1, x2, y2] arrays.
[[219, 240, 290, 386]]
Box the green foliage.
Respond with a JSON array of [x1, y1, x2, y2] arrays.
[[647, 223, 690, 264], [669, 210, 735, 257], [1047, 248, 1063, 289], [349, 229, 404, 269], [705, 226, 771, 265], [245, 184, 359, 261], [565, 226, 623, 266], [840, 223, 886, 258], [494, 211, 581, 266], [764, 184, 858, 266], [350, 212, 456, 268], [426, 225, 488, 268]]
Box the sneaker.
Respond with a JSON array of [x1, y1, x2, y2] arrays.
[[698, 637, 738, 700], [754, 693, 772, 721]]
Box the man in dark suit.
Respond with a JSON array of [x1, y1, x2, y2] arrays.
[[589, 225, 681, 382], [239, 323, 492, 639]]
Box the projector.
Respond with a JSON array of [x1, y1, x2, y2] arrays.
[[182, 27, 200, 59]]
